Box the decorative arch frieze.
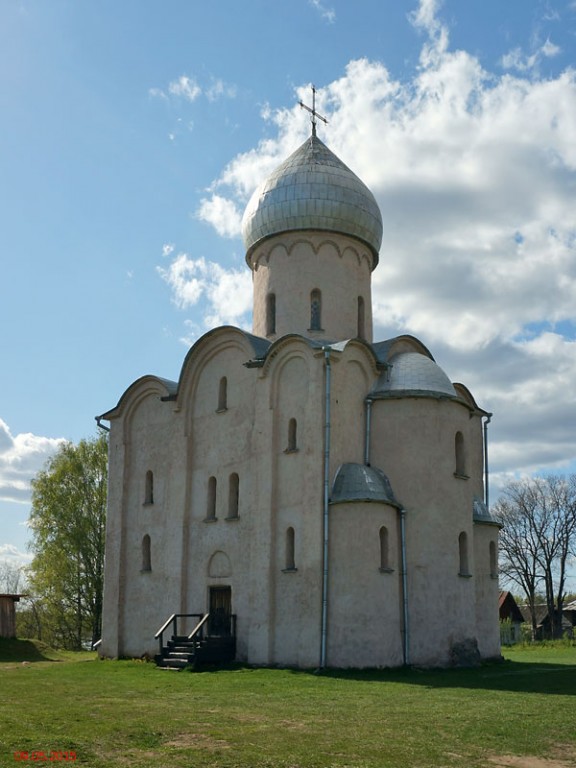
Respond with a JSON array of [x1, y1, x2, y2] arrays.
[[250, 233, 373, 271]]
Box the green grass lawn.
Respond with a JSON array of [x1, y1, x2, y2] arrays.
[[1, 639, 575, 768]]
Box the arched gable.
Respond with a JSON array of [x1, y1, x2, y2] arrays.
[[372, 334, 435, 364], [176, 326, 266, 433], [453, 382, 489, 414], [97, 375, 178, 443], [333, 338, 382, 380]]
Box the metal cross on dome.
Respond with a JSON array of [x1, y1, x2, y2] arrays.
[[299, 85, 328, 137]]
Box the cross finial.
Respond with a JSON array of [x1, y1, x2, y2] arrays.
[[299, 85, 328, 137]]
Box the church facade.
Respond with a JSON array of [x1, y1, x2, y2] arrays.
[[98, 131, 501, 668]]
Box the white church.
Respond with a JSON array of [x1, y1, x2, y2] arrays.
[[97, 118, 501, 668]]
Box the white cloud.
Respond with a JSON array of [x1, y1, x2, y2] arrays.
[[206, 78, 237, 102], [0, 544, 32, 570], [168, 75, 201, 102], [167, 0, 576, 483], [157, 252, 252, 333], [196, 195, 243, 239], [150, 74, 237, 105], [309, 0, 336, 24], [501, 38, 561, 72], [0, 419, 66, 504]]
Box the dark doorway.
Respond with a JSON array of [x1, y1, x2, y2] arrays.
[[209, 586, 232, 636]]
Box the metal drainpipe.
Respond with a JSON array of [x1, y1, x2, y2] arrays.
[[399, 507, 409, 665], [320, 347, 332, 669], [364, 397, 373, 466], [483, 413, 492, 509], [95, 416, 110, 433]]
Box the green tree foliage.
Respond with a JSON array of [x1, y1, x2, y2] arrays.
[[27, 435, 107, 649], [493, 474, 576, 639]]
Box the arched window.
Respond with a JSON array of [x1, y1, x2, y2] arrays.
[[144, 470, 154, 505], [489, 540, 498, 578], [285, 527, 296, 570], [357, 296, 365, 339], [266, 293, 276, 336], [217, 377, 228, 412], [455, 431, 467, 477], [379, 526, 391, 571], [287, 418, 298, 452], [228, 473, 239, 519], [141, 534, 151, 572], [458, 531, 470, 576], [206, 476, 217, 521], [309, 289, 322, 331]]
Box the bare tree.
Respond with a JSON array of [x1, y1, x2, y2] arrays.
[[493, 474, 576, 639], [0, 561, 25, 593]]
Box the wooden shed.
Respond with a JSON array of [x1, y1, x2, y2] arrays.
[[0, 594, 24, 638]]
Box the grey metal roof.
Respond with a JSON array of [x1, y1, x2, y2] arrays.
[[242, 135, 383, 264], [370, 352, 457, 399], [473, 497, 500, 525], [331, 463, 400, 507]]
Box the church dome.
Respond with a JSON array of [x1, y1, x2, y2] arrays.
[[331, 463, 400, 507], [242, 135, 383, 266], [371, 352, 457, 399]]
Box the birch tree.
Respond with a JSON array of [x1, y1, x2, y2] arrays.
[[27, 434, 107, 649]]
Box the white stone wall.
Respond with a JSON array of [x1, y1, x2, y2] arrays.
[[251, 233, 374, 342]]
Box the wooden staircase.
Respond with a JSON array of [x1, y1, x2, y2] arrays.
[[154, 613, 236, 670]]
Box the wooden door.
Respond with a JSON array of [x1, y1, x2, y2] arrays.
[[209, 586, 232, 636]]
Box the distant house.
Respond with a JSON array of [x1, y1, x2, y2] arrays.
[[520, 603, 574, 640], [0, 594, 24, 639], [564, 599, 576, 629], [498, 591, 524, 644]]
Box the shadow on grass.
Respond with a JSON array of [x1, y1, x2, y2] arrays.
[[310, 659, 576, 696], [0, 638, 61, 663], [186, 656, 576, 696]]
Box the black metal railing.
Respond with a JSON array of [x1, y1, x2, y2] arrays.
[[154, 613, 204, 656]]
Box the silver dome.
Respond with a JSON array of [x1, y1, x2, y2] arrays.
[[331, 463, 400, 506], [371, 353, 457, 398], [242, 135, 383, 265]]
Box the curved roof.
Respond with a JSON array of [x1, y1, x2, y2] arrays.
[[331, 463, 400, 507], [242, 135, 383, 265], [473, 497, 501, 526], [370, 352, 457, 399]]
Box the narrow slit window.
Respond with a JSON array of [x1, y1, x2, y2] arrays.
[[145, 470, 154, 504], [489, 540, 498, 578], [379, 526, 390, 571], [206, 476, 217, 520], [458, 531, 470, 576], [228, 473, 239, 519], [455, 431, 467, 477], [357, 296, 365, 339], [217, 376, 228, 412], [266, 293, 276, 336], [287, 418, 297, 452], [142, 534, 151, 571], [285, 527, 296, 570], [310, 289, 322, 331]]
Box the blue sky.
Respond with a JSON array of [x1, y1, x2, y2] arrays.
[[1, 0, 575, 582]]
